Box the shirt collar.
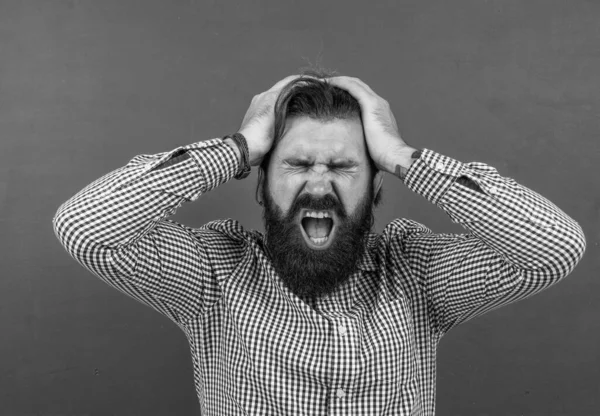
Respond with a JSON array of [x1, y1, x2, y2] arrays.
[[357, 232, 379, 272]]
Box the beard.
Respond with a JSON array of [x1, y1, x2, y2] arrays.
[[262, 182, 375, 302]]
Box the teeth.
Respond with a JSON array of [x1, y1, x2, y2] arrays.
[[303, 211, 331, 218], [309, 236, 328, 245]]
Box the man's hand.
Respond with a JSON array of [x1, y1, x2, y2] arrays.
[[238, 75, 300, 166], [328, 76, 418, 178]]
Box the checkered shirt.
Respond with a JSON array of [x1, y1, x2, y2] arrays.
[[52, 138, 586, 415]]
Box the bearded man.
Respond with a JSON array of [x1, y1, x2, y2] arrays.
[[53, 72, 586, 415]]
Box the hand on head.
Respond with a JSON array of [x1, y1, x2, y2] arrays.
[[238, 75, 302, 166], [327, 76, 411, 174], [239, 74, 413, 174]]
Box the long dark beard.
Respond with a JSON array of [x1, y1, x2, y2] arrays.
[[262, 184, 374, 301]]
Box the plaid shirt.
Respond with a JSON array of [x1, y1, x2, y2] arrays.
[[52, 138, 585, 415]]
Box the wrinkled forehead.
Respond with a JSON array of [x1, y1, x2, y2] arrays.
[[274, 116, 368, 163]]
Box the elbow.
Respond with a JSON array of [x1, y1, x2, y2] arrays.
[[544, 220, 587, 280], [570, 223, 587, 270], [52, 201, 70, 244], [52, 202, 79, 255], [52, 206, 65, 244]]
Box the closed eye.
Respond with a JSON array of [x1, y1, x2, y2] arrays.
[[328, 162, 358, 170], [283, 159, 359, 170], [295, 161, 313, 168], [283, 161, 312, 171]]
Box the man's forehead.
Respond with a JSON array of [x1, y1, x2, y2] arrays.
[[277, 117, 367, 159]]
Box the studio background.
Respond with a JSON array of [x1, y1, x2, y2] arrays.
[[1, 0, 598, 414]]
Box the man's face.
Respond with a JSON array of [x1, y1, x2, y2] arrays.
[[261, 116, 379, 300]]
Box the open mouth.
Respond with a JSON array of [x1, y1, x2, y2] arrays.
[[299, 209, 336, 249]]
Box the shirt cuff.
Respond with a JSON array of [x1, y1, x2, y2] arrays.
[[183, 138, 239, 199], [403, 148, 466, 204]]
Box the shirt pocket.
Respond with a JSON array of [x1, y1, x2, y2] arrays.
[[356, 296, 417, 388]]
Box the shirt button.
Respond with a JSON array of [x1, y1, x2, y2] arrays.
[[338, 325, 347, 336], [528, 214, 546, 226], [529, 209, 542, 221], [435, 162, 445, 171], [336, 388, 346, 399], [528, 213, 556, 228], [488, 186, 498, 195]]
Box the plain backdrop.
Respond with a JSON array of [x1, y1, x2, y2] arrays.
[[1, 0, 598, 415]]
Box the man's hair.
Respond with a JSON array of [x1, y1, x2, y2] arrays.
[[257, 68, 382, 205]]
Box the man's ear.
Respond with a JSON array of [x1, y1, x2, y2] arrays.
[[373, 170, 384, 203]]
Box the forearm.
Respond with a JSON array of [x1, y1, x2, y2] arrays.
[[403, 149, 586, 277], [52, 138, 239, 253]]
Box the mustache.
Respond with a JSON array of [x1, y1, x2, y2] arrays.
[[288, 193, 346, 218]]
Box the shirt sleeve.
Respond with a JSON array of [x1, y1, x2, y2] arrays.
[[399, 148, 586, 335], [52, 138, 239, 325]]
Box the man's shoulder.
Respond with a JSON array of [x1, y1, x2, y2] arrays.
[[181, 219, 261, 278], [193, 218, 257, 244], [380, 218, 433, 242]]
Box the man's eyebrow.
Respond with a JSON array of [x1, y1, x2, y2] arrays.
[[283, 157, 359, 168]]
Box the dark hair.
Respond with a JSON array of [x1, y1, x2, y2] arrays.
[[257, 68, 382, 205]]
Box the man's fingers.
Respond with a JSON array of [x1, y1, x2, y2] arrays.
[[265, 74, 381, 108], [341, 76, 377, 95], [328, 76, 378, 104]]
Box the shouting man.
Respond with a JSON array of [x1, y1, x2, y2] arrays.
[[53, 73, 586, 415]]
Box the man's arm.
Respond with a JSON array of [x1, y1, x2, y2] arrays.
[[329, 76, 586, 334], [151, 138, 241, 171], [52, 138, 241, 325], [396, 149, 585, 333], [52, 75, 299, 325]]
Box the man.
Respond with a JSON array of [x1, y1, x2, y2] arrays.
[[53, 73, 586, 415]]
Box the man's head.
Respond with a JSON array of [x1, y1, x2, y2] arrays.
[[258, 72, 384, 301]]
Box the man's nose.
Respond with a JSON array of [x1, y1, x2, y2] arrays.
[[304, 170, 333, 197]]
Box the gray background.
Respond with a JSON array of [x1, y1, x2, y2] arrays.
[[1, 0, 598, 414]]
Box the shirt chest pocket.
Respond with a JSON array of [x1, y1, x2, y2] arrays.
[[357, 296, 416, 387]]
